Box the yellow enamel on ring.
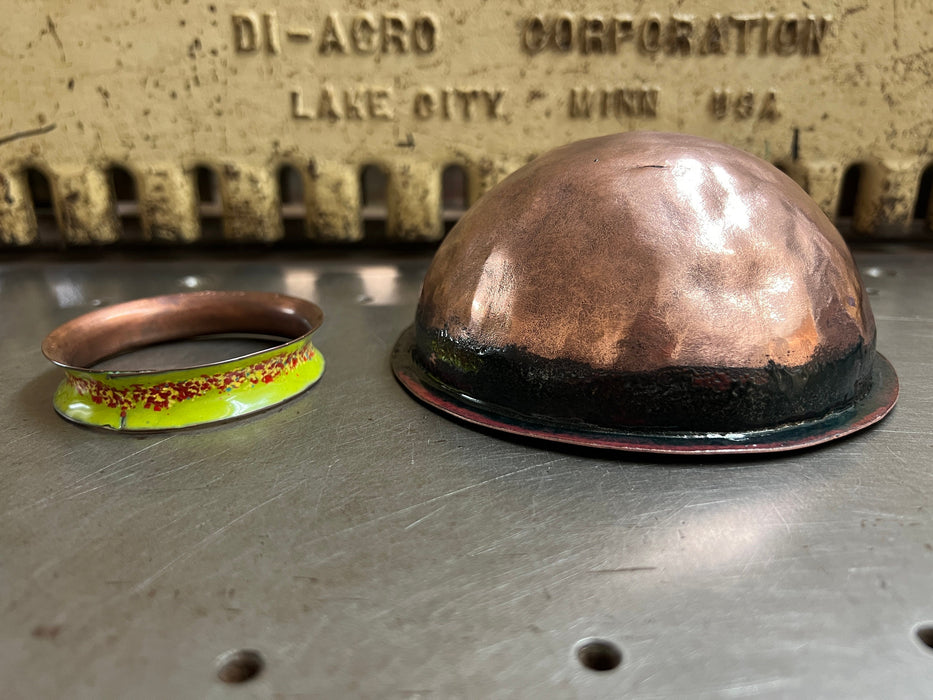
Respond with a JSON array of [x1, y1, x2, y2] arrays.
[[42, 291, 325, 431]]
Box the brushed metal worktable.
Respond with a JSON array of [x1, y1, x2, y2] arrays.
[[2, 246, 933, 698]]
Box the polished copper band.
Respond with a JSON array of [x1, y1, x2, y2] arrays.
[[42, 291, 323, 372], [42, 291, 325, 431]]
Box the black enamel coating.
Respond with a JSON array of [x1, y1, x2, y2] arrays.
[[415, 325, 876, 433], [392, 326, 899, 455]]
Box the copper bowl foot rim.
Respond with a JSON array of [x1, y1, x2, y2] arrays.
[[391, 326, 899, 455]]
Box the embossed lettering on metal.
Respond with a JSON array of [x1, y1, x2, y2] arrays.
[[0, 2, 930, 245]]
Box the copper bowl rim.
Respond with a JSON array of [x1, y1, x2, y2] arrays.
[[391, 325, 899, 455]]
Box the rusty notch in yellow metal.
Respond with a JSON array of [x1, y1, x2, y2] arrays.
[[1, 156, 931, 245]]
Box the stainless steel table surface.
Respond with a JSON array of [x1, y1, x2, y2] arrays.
[[2, 246, 933, 699]]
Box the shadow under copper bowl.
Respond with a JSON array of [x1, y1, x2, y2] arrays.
[[392, 131, 899, 454]]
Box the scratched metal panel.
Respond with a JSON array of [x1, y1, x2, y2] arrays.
[[2, 249, 933, 697], [0, 1, 931, 245]]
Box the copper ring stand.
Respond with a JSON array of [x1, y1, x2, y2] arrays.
[[42, 291, 325, 431]]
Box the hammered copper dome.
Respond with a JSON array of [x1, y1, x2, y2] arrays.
[[392, 132, 898, 453]]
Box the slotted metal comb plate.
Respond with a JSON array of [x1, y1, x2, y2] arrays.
[[1, 1, 931, 245]]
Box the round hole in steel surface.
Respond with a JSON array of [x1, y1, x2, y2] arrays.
[[914, 624, 933, 652], [575, 638, 622, 671], [216, 649, 264, 683]]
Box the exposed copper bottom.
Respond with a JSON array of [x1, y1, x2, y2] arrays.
[[43, 291, 323, 371], [419, 131, 873, 372]]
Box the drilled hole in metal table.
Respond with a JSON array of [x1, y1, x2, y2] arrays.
[[575, 639, 622, 672], [215, 649, 264, 684], [914, 624, 933, 652]]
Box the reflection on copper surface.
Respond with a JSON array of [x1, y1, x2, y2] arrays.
[[419, 132, 872, 373], [43, 291, 322, 370], [395, 132, 897, 447], [469, 249, 515, 336]]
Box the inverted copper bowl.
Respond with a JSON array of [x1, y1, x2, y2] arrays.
[[392, 132, 898, 454]]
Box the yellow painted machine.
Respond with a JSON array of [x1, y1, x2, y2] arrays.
[[1, 1, 930, 245]]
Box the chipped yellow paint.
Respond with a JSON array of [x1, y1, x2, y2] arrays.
[[0, 2, 930, 245]]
